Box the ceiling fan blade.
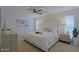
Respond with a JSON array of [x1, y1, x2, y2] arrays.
[[37, 12, 42, 14], [37, 10, 42, 12]]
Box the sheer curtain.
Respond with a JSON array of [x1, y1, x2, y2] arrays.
[[36, 19, 42, 31], [64, 15, 75, 39]]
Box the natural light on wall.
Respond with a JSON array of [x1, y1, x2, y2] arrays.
[[64, 15, 75, 39]]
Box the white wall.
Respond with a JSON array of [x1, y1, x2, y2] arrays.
[[37, 8, 79, 34], [37, 12, 65, 34], [0, 8, 1, 27], [1, 7, 36, 34]]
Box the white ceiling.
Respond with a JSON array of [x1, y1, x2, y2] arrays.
[[28, 6, 79, 15], [1, 6, 79, 17]]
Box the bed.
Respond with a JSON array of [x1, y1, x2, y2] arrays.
[[23, 31, 59, 51]]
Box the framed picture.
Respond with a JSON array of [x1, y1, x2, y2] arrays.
[[16, 19, 29, 27]]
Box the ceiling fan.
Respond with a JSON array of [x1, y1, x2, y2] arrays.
[[28, 8, 43, 15], [33, 9, 42, 14]]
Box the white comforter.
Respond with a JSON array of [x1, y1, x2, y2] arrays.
[[23, 32, 59, 51]]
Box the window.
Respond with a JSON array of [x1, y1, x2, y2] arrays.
[[36, 20, 42, 31], [64, 15, 75, 39]]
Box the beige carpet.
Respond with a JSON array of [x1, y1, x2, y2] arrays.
[[17, 40, 79, 52]]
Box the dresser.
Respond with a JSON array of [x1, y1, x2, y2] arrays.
[[0, 31, 17, 52]]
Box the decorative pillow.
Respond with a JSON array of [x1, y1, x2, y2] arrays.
[[43, 28, 51, 32]]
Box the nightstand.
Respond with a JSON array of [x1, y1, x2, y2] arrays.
[[59, 34, 70, 43]]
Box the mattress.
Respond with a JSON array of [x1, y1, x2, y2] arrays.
[[23, 32, 59, 51]]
